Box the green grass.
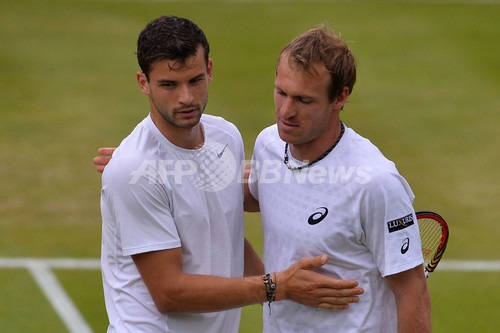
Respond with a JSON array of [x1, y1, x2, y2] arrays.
[[0, 269, 67, 331], [56, 269, 108, 332], [429, 271, 500, 332], [1, 0, 499, 332]]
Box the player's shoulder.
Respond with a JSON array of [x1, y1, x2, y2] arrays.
[[257, 123, 278, 139], [252, 124, 281, 155], [342, 126, 396, 171], [254, 124, 280, 146], [201, 114, 244, 152], [340, 125, 411, 189], [102, 117, 162, 187], [202, 114, 240, 135]]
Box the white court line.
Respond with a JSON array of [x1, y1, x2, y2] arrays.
[[0, 257, 100, 269], [1, 257, 500, 333], [26, 261, 94, 333], [438, 260, 500, 272], [0, 258, 98, 333]]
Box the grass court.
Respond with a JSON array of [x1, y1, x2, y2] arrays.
[[1, 0, 499, 331]]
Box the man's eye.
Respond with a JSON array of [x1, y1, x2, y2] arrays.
[[299, 98, 312, 104], [191, 77, 205, 84]]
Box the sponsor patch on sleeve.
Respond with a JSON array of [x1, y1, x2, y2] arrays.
[[387, 214, 414, 233]]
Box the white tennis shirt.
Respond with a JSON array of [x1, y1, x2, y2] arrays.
[[249, 124, 423, 333], [101, 114, 245, 332]]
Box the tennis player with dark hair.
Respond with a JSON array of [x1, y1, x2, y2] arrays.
[[246, 27, 431, 332], [99, 16, 363, 333]]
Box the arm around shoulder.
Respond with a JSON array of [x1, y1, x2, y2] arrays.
[[94, 147, 116, 173]]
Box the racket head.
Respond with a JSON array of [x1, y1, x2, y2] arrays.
[[416, 211, 449, 278]]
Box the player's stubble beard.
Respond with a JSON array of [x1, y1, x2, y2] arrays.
[[151, 93, 208, 130]]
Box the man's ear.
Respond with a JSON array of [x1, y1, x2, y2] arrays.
[[207, 58, 213, 84], [137, 71, 150, 95], [333, 87, 350, 110]]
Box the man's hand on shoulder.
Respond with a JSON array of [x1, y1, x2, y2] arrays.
[[93, 147, 116, 173]]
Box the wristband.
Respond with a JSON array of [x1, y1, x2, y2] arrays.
[[263, 273, 276, 314]]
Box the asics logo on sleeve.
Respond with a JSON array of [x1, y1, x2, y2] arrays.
[[308, 207, 329, 225], [401, 237, 410, 254]]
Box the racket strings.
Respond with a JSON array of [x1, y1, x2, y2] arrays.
[[416, 212, 449, 278], [419, 218, 443, 263]]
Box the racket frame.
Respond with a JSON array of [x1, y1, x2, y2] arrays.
[[416, 211, 449, 279]]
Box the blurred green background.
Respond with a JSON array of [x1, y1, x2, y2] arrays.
[[1, 0, 499, 332]]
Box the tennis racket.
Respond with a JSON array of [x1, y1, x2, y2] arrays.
[[416, 211, 449, 279]]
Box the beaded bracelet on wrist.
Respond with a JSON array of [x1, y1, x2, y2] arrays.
[[263, 273, 276, 315]]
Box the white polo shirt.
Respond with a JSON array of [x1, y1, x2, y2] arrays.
[[101, 114, 245, 332], [249, 124, 423, 333]]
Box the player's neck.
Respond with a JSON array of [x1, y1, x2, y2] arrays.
[[289, 120, 342, 163], [172, 124, 205, 150]]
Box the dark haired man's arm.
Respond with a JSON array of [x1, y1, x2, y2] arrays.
[[132, 248, 363, 314]]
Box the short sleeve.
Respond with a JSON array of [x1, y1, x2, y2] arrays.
[[360, 172, 423, 277], [102, 155, 181, 256]]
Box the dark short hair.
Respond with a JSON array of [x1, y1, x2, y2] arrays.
[[137, 16, 210, 80], [278, 26, 356, 102]]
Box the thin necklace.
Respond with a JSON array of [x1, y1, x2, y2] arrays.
[[284, 122, 345, 171]]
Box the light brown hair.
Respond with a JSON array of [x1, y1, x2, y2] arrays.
[[278, 26, 356, 102]]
